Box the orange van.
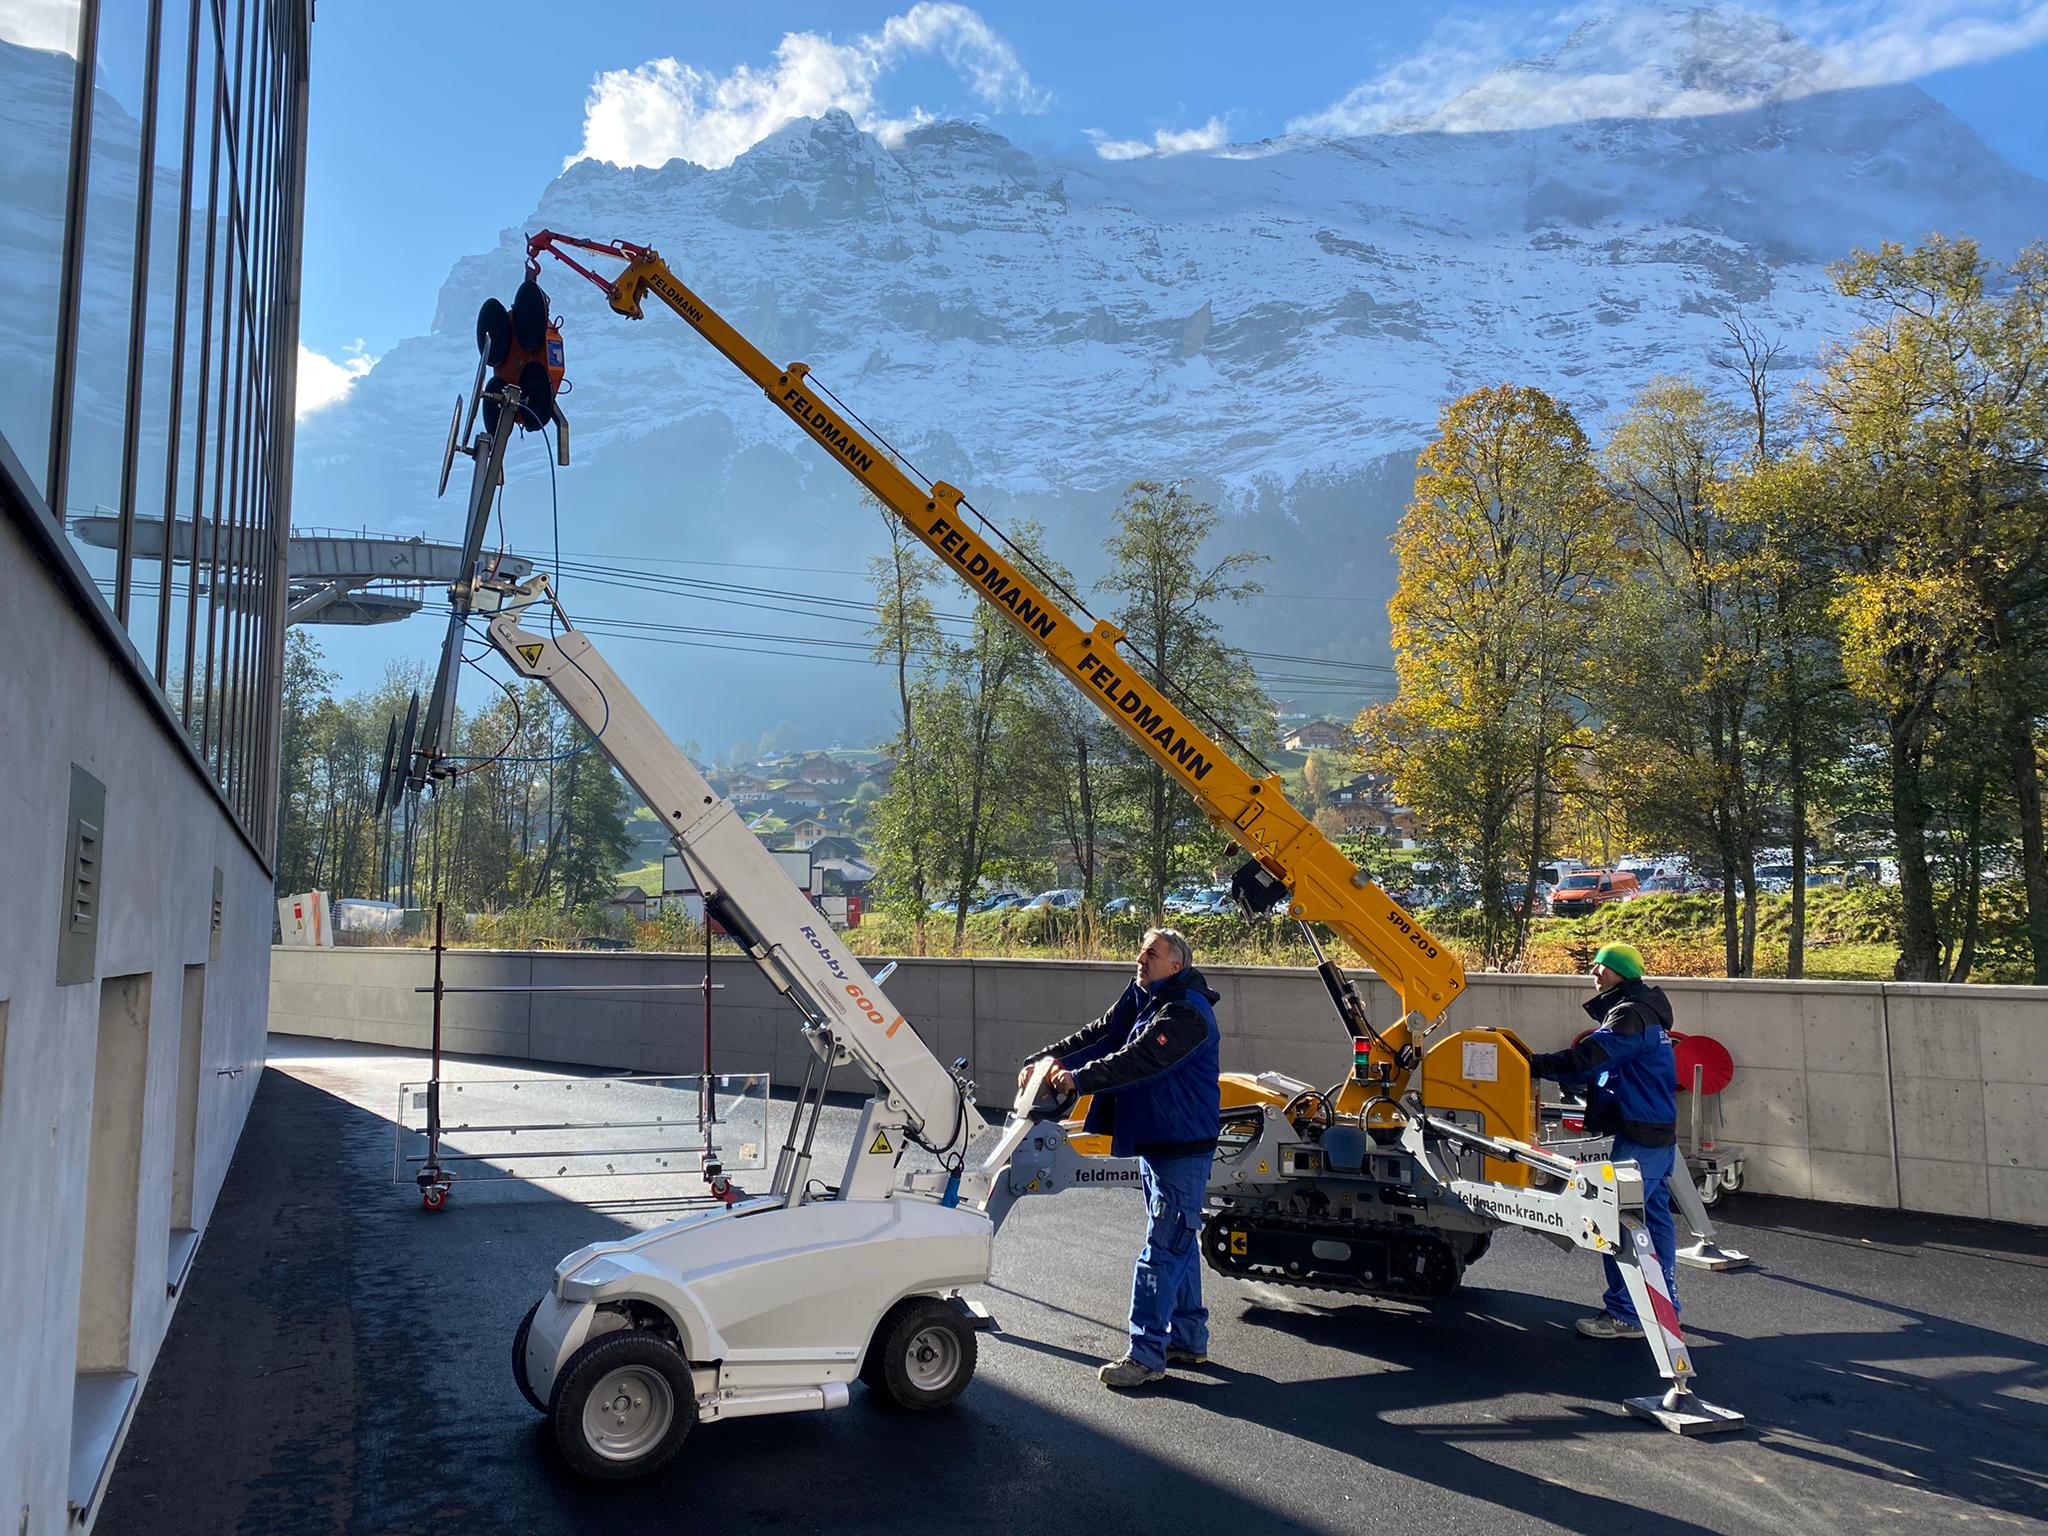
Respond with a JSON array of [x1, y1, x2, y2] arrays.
[[1549, 868, 1639, 917]]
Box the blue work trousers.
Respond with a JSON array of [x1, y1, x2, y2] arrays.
[[1127, 1151, 1212, 1369], [1602, 1136, 1679, 1326]]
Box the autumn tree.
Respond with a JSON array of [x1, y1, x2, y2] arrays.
[[1814, 236, 2048, 980], [1360, 386, 1610, 967]]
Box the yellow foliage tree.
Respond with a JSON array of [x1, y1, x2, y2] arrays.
[[1360, 385, 1611, 967]]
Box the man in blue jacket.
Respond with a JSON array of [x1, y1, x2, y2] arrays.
[[1528, 941, 1679, 1340], [1023, 927, 1222, 1388]]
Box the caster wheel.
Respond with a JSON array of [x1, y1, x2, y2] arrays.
[[1697, 1175, 1720, 1209], [550, 1332, 692, 1480], [513, 1297, 548, 1413], [421, 1184, 448, 1211], [861, 1297, 976, 1412], [1720, 1166, 1744, 1194]]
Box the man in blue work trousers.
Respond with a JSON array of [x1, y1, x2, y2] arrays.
[[1022, 927, 1222, 1389], [1529, 941, 1679, 1340]]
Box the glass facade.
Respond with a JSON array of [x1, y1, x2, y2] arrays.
[[0, 0, 309, 852]]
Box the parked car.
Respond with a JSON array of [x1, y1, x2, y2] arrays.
[[977, 891, 1031, 911], [1637, 874, 1688, 895], [1509, 883, 1550, 915], [1164, 888, 1206, 914], [1104, 895, 1142, 914], [1024, 888, 1084, 911], [1181, 887, 1237, 917], [1549, 869, 1640, 917]]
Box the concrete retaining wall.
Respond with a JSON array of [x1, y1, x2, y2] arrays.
[[269, 947, 2048, 1226]]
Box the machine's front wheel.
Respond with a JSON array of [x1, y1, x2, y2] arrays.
[[863, 1298, 976, 1412], [512, 1298, 547, 1413], [550, 1332, 693, 1480]]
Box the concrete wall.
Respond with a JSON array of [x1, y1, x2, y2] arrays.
[[269, 946, 2048, 1226], [1, 517, 273, 1535]]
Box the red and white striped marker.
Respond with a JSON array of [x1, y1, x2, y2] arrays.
[[1630, 1223, 1691, 1379]]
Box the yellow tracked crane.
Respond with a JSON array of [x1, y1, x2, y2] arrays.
[[525, 229, 1554, 1303]]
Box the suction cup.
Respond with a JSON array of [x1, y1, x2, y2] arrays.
[[437, 394, 463, 498], [397, 688, 422, 791], [517, 359, 554, 431], [476, 297, 511, 366], [372, 714, 399, 820], [510, 279, 549, 352]]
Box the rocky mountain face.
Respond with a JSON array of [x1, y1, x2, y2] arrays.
[[289, 6, 2048, 749]]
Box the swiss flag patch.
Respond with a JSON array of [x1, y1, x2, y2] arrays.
[[1156, 1032, 1169, 1045]]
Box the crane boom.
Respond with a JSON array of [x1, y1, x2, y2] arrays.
[[525, 230, 1466, 1047]]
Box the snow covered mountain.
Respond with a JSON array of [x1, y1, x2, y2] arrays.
[[291, 5, 2048, 749]]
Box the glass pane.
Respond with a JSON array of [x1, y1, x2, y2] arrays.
[[0, 2, 84, 501], [63, 0, 152, 619], [168, 6, 216, 727], [127, 0, 197, 678]]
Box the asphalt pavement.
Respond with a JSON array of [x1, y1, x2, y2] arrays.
[[98, 1037, 2048, 1536]]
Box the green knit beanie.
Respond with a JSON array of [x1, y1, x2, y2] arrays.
[[1592, 942, 1645, 980]]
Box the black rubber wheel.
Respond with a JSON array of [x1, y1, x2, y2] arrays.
[[512, 1297, 547, 1413], [476, 297, 510, 365], [1460, 1231, 1492, 1267], [863, 1298, 975, 1412], [511, 278, 550, 351], [549, 1331, 693, 1481]]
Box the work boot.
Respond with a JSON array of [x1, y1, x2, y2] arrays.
[[1575, 1312, 1646, 1340], [1166, 1346, 1209, 1366], [1097, 1357, 1167, 1389]]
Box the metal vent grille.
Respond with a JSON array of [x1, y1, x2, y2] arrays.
[[70, 818, 100, 931], [58, 765, 106, 985]]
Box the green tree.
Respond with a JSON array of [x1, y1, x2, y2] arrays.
[[1600, 377, 1773, 973], [1096, 481, 1269, 915], [275, 630, 335, 890], [867, 502, 944, 942], [552, 736, 637, 911]]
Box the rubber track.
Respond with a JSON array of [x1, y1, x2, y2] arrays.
[[1201, 1208, 1466, 1301]]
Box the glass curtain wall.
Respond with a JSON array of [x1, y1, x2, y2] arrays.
[[0, 0, 309, 852]]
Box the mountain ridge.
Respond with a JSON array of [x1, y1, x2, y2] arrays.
[[285, 24, 2048, 748]]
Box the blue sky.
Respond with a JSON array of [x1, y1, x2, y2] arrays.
[[296, 1, 2048, 411]]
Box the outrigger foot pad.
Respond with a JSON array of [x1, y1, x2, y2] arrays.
[[1625, 1386, 1746, 1435], [1677, 1238, 1751, 1271]]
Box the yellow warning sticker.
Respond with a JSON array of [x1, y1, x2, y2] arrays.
[[1257, 1160, 1269, 1174], [1228, 1230, 1249, 1256], [516, 642, 544, 666], [869, 1130, 893, 1156]]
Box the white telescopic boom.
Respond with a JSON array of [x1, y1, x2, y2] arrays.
[[483, 578, 970, 1166]]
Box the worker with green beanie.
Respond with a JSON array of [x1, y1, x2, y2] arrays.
[[1528, 940, 1679, 1340]]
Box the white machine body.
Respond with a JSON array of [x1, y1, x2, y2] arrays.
[[523, 1193, 991, 1422]]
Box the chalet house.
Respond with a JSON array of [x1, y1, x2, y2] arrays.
[[1283, 718, 1352, 751]]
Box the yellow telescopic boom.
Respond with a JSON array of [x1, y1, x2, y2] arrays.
[[525, 231, 1466, 1058]]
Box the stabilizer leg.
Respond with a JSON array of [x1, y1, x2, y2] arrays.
[[1613, 1219, 1746, 1435], [1668, 1163, 1751, 1271]]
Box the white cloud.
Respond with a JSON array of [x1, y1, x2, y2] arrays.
[[1288, 2, 2048, 138], [0, 0, 81, 53], [1788, 0, 2048, 84], [569, 3, 1047, 171], [296, 340, 376, 419], [1287, 14, 1549, 137], [1085, 115, 1231, 161]]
